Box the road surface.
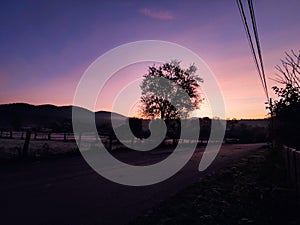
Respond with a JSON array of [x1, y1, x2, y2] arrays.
[[0, 143, 265, 225]]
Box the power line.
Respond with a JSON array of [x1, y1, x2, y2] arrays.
[[236, 0, 263, 88], [236, 0, 270, 104], [248, 0, 269, 102]]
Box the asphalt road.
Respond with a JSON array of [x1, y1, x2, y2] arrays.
[[0, 143, 266, 225]]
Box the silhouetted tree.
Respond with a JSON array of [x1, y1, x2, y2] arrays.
[[269, 50, 300, 148], [199, 117, 211, 140], [271, 50, 300, 88], [11, 112, 23, 131], [140, 60, 203, 120], [129, 117, 147, 139], [271, 84, 300, 116], [270, 50, 300, 116]]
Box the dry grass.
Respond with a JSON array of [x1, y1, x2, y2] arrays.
[[0, 138, 77, 159]]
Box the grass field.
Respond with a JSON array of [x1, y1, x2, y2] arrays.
[[0, 138, 78, 159]]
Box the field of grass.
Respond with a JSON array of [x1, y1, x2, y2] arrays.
[[0, 138, 78, 159]]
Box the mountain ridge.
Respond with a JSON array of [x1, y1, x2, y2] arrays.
[[0, 103, 126, 130]]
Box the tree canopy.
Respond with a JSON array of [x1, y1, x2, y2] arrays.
[[139, 60, 203, 120], [270, 50, 300, 117], [269, 50, 300, 148]]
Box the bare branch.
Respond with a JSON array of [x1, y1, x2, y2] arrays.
[[273, 50, 300, 88]]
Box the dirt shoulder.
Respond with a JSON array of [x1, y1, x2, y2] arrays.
[[129, 146, 300, 225]]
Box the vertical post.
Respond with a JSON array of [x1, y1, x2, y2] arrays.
[[78, 132, 82, 146], [9, 130, 12, 139], [22, 130, 31, 158], [296, 152, 300, 195], [48, 132, 51, 140], [64, 133, 67, 142], [269, 98, 276, 149], [293, 150, 298, 192], [109, 135, 113, 151], [172, 138, 177, 146]]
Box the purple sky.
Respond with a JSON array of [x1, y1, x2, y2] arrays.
[[1, 0, 300, 119]]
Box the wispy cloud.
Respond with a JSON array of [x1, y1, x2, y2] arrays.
[[139, 8, 174, 20]]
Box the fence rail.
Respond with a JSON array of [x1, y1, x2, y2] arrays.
[[0, 130, 116, 158], [282, 145, 300, 194], [0, 129, 211, 143], [0, 129, 212, 159], [0, 130, 77, 141]]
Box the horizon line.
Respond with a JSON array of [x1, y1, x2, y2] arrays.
[[0, 101, 269, 120]]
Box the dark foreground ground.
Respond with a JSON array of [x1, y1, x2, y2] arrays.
[[130, 146, 300, 225], [0, 143, 265, 225]]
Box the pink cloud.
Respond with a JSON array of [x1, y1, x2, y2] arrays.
[[139, 8, 174, 20]]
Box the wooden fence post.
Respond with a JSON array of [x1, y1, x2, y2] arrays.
[[78, 132, 82, 147], [296, 152, 300, 195], [293, 150, 298, 190], [109, 135, 113, 151], [22, 131, 31, 158]]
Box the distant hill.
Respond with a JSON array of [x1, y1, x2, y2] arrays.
[[0, 103, 269, 132], [0, 103, 126, 131], [236, 119, 269, 128]]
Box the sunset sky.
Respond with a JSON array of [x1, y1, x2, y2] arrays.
[[1, 0, 299, 119]]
